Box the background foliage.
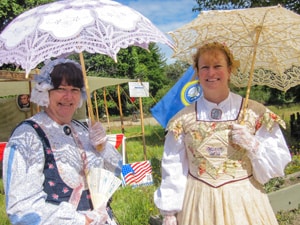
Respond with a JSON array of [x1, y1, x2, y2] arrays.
[[193, 0, 300, 13], [1, 1, 300, 116]]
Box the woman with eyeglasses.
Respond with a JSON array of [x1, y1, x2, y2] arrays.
[[3, 58, 122, 225]]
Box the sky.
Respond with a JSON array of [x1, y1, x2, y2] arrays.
[[114, 0, 199, 64]]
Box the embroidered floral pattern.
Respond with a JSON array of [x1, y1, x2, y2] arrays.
[[168, 120, 183, 139], [62, 187, 69, 194], [198, 160, 206, 175], [256, 110, 286, 131], [168, 100, 284, 186], [48, 181, 55, 186]]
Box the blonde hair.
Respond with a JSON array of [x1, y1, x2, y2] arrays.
[[193, 42, 240, 75]]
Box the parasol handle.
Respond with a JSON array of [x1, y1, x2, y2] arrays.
[[79, 53, 95, 123], [240, 26, 262, 125], [79, 53, 105, 151]]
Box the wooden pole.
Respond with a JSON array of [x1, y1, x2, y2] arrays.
[[103, 87, 111, 132], [33, 69, 40, 113], [93, 91, 99, 122], [117, 85, 125, 133], [139, 96, 147, 160], [79, 53, 105, 151], [28, 80, 34, 117], [79, 52, 94, 122], [241, 26, 262, 124]]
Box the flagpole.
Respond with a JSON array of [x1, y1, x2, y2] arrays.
[[93, 91, 99, 122], [79, 52, 94, 122], [117, 85, 125, 134], [103, 87, 111, 132], [139, 96, 147, 160]]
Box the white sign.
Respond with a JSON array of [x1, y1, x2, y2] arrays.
[[128, 82, 149, 97]]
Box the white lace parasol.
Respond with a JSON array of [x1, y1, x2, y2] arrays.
[[0, 0, 174, 76], [169, 5, 300, 92]]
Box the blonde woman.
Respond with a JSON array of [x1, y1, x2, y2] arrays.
[[154, 42, 291, 225]]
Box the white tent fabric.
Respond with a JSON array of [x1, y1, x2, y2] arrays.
[[0, 70, 134, 97], [0, 80, 32, 96], [0, 70, 134, 141]]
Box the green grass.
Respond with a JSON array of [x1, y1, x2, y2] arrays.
[[111, 185, 160, 225], [1, 106, 300, 224], [276, 208, 300, 225], [109, 124, 164, 224]]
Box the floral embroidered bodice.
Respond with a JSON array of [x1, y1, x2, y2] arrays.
[[167, 99, 285, 187]]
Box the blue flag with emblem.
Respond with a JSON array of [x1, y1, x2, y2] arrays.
[[150, 66, 202, 128]]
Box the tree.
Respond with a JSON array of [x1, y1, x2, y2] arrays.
[[193, 0, 300, 13], [74, 45, 171, 117], [0, 0, 54, 32], [165, 61, 190, 84]]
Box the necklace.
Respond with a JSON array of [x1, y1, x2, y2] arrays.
[[211, 108, 222, 120], [69, 125, 89, 179]]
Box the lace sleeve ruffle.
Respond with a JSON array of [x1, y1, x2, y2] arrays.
[[250, 109, 291, 184]]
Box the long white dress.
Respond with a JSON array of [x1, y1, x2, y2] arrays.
[[154, 92, 291, 225], [3, 111, 122, 225]]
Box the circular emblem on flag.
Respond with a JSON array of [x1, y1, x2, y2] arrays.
[[181, 80, 202, 106]]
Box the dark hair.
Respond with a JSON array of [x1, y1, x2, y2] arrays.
[[50, 62, 84, 89]]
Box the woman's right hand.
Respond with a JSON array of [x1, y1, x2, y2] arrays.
[[88, 121, 107, 151]]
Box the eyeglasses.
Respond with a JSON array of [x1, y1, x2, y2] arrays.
[[52, 86, 81, 95]]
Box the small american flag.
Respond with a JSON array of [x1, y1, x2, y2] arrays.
[[0, 142, 6, 161], [121, 160, 153, 187], [107, 134, 124, 149]]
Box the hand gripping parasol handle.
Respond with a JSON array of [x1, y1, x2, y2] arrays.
[[79, 53, 104, 151]]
